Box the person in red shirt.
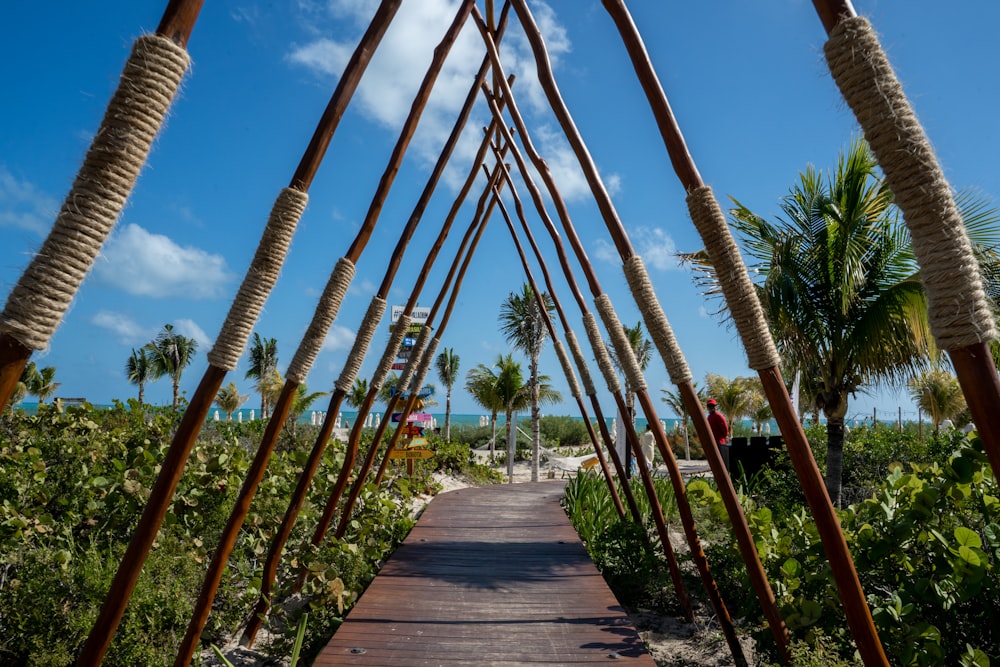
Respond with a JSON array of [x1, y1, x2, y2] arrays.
[[706, 398, 730, 471]]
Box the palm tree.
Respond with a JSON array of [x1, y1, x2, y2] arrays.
[[703, 374, 756, 437], [661, 382, 702, 460], [8, 380, 27, 415], [245, 333, 279, 418], [908, 368, 966, 433], [125, 347, 152, 404], [499, 284, 555, 482], [435, 348, 460, 441], [146, 324, 199, 408], [466, 362, 506, 456], [24, 362, 60, 405], [216, 382, 249, 421], [607, 321, 653, 427], [346, 377, 369, 410], [690, 137, 931, 505], [257, 368, 285, 417], [377, 372, 400, 405], [286, 383, 328, 439]]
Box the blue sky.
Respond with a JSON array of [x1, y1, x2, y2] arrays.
[[2, 1, 998, 425]]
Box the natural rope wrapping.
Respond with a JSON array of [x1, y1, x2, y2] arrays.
[[287, 257, 356, 383], [623, 255, 692, 384], [208, 188, 309, 370], [398, 323, 433, 393], [0, 35, 189, 350], [553, 338, 581, 399], [334, 297, 387, 394], [584, 312, 620, 394], [825, 17, 997, 349], [687, 186, 780, 370], [371, 315, 411, 391], [596, 294, 647, 392], [566, 329, 596, 396]]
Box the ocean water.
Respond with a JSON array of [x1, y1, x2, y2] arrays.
[[15, 402, 785, 434]]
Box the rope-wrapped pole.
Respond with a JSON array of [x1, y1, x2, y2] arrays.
[[370, 191, 501, 491], [478, 76, 692, 620], [598, 0, 875, 662], [84, 3, 403, 663], [488, 119, 645, 522], [492, 190, 625, 517], [478, 7, 745, 660], [0, 30, 191, 412], [820, 8, 1000, 481]]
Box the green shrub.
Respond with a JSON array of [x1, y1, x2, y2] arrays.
[[538, 415, 591, 448], [0, 401, 424, 665]]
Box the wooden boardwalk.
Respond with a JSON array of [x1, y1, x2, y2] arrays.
[[315, 481, 656, 666]]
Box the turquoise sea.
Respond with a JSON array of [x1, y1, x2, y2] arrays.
[[14, 402, 748, 433]]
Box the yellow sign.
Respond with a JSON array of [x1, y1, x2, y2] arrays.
[[389, 448, 434, 460], [408, 437, 428, 448]]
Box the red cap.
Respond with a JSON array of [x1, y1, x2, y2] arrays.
[[706, 399, 717, 407]]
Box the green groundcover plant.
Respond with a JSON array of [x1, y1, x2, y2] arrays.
[[0, 401, 497, 666], [565, 428, 997, 666]]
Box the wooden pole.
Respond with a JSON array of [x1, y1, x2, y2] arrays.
[[0, 1, 203, 414], [238, 11, 514, 645], [492, 189, 626, 518], [79, 4, 403, 664], [477, 81, 694, 623], [338, 172, 501, 539], [576, 1, 884, 662], [811, 0, 1000, 500]]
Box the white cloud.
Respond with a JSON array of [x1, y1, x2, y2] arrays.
[[90, 310, 151, 344], [593, 238, 619, 265], [174, 318, 212, 349], [0, 166, 58, 235], [630, 227, 679, 271], [285, 0, 576, 185], [348, 278, 377, 297], [593, 227, 679, 270], [94, 224, 234, 298], [323, 324, 356, 352]]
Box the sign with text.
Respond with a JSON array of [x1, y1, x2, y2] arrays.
[[390, 305, 430, 324], [391, 412, 432, 423], [389, 448, 434, 460]]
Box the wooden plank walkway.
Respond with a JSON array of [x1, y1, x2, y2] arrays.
[[315, 481, 656, 666]]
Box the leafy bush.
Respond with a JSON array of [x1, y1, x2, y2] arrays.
[[563, 472, 681, 611], [538, 415, 591, 448], [0, 401, 424, 665], [693, 432, 998, 665]]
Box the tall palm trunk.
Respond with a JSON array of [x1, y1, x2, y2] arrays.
[[530, 353, 541, 482], [444, 388, 452, 441], [823, 391, 850, 506]]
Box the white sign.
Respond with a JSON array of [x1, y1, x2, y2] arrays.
[[391, 305, 430, 324]]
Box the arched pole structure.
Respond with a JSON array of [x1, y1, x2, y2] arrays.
[[490, 184, 627, 520], [239, 9, 514, 645], [593, 0, 883, 663], [0, 2, 200, 412], [77, 3, 405, 664], [175, 1, 490, 660], [812, 0, 1000, 480], [487, 157, 634, 521], [515, 0, 793, 660], [302, 154, 507, 560], [340, 167, 506, 538], [475, 10, 747, 661], [306, 158, 506, 557], [477, 84, 694, 624]]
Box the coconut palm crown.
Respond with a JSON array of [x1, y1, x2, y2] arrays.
[[499, 284, 556, 482], [687, 138, 933, 505]]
